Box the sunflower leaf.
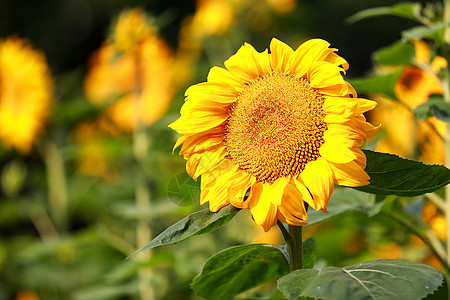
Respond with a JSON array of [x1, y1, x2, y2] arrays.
[[402, 22, 447, 42], [307, 188, 375, 225], [192, 244, 290, 300], [373, 40, 415, 66], [346, 2, 423, 24], [302, 238, 317, 269], [349, 69, 403, 100], [431, 101, 450, 122], [130, 205, 239, 255], [277, 259, 443, 300], [355, 150, 450, 196], [413, 94, 445, 119]]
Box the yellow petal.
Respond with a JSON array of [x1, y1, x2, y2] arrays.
[[329, 149, 369, 187], [300, 157, 335, 211], [270, 38, 294, 74], [279, 181, 308, 223], [324, 124, 366, 147], [431, 56, 447, 73], [169, 109, 228, 134], [199, 159, 239, 211], [207, 66, 243, 91], [247, 182, 279, 232], [346, 82, 358, 97], [224, 43, 271, 83], [292, 178, 315, 210], [172, 134, 188, 153], [308, 61, 348, 96], [268, 176, 291, 206], [320, 48, 349, 72], [355, 98, 377, 115], [290, 38, 330, 78], [229, 170, 257, 209], [323, 96, 359, 122], [180, 131, 224, 155], [319, 140, 359, 164], [186, 146, 228, 180], [185, 81, 237, 103]]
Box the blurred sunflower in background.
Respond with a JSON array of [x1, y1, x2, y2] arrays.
[[84, 8, 175, 132], [369, 40, 447, 164], [170, 38, 377, 231], [0, 37, 53, 154], [367, 39, 448, 269]]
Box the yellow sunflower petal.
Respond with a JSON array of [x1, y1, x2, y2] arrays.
[[268, 176, 291, 206], [292, 178, 315, 210], [355, 98, 377, 114], [346, 82, 358, 97], [300, 157, 334, 211], [229, 171, 257, 209], [431, 56, 447, 73], [169, 108, 228, 134], [290, 38, 331, 78], [207, 66, 243, 91], [185, 146, 228, 180], [248, 182, 279, 232], [319, 138, 360, 164], [224, 42, 271, 83], [329, 149, 369, 186], [323, 127, 365, 148], [279, 181, 308, 223], [173, 134, 188, 153], [185, 82, 237, 103], [200, 159, 239, 211], [269, 38, 294, 73], [308, 61, 348, 96], [180, 132, 224, 155], [348, 115, 380, 138], [320, 48, 349, 72], [323, 96, 359, 122]]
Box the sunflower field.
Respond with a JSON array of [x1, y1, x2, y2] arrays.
[[2, 0, 450, 299]]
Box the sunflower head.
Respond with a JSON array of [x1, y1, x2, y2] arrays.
[[170, 38, 377, 231], [84, 15, 175, 132], [112, 8, 154, 54], [0, 37, 53, 154]]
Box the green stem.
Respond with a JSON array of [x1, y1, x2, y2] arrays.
[[287, 225, 303, 271], [132, 50, 154, 300], [42, 140, 68, 232], [426, 192, 446, 212]]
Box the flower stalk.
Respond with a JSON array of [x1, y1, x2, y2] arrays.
[[133, 51, 154, 300], [287, 225, 303, 271]]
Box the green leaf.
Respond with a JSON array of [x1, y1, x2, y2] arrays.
[[431, 101, 450, 122], [347, 2, 422, 24], [278, 259, 443, 300], [192, 244, 290, 300], [355, 150, 450, 196], [349, 69, 403, 100], [402, 22, 447, 42], [307, 188, 375, 225], [374, 41, 415, 66], [131, 205, 239, 255], [302, 238, 317, 269], [413, 95, 445, 119]]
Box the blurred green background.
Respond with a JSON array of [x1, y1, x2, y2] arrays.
[[0, 0, 439, 299]]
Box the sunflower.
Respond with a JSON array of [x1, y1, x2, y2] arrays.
[[369, 40, 447, 164], [84, 9, 175, 131], [170, 38, 377, 231], [0, 37, 53, 154]]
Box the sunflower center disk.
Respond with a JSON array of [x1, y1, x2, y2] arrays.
[[224, 72, 327, 183]]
